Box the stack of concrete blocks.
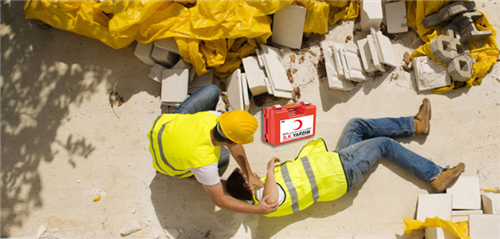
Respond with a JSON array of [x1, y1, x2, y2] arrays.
[[271, 5, 307, 49], [412, 56, 451, 91], [416, 194, 455, 239], [430, 29, 474, 82], [451, 11, 493, 43], [383, 0, 408, 34], [423, 1, 477, 29], [356, 28, 399, 75], [321, 40, 368, 91], [360, 0, 383, 32], [226, 69, 250, 111], [258, 45, 293, 99]]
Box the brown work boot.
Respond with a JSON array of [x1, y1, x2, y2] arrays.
[[430, 163, 465, 193], [414, 98, 431, 135]]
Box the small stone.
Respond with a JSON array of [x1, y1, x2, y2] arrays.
[[120, 221, 141, 236], [36, 225, 47, 239]]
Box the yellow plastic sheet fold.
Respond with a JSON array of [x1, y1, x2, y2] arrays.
[[404, 217, 470, 239]]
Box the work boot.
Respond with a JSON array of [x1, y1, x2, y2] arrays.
[[430, 163, 465, 193], [414, 98, 431, 136]]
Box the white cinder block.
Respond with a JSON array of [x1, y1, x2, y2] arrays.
[[342, 46, 367, 82], [271, 5, 307, 49], [134, 42, 156, 66], [366, 35, 386, 72], [154, 38, 180, 55], [360, 0, 383, 31], [263, 77, 273, 95], [149, 63, 167, 83], [357, 38, 378, 73], [260, 45, 293, 92], [417, 194, 454, 239], [271, 89, 293, 99], [188, 70, 213, 95], [161, 69, 189, 105], [482, 193, 500, 214], [241, 73, 250, 111], [372, 29, 398, 67], [227, 69, 244, 111], [384, 0, 408, 34], [446, 176, 481, 210], [451, 209, 483, 223], [413, 56, 451, 91], [152, 46, 180, 68], [321, 41, 355, 91], [242, 56, 268, 96], [469, 214, 500, 238]]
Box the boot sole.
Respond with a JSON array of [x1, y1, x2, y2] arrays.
[[422, 98, 431, 135]]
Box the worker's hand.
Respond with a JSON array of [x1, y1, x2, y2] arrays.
[[267, 157, 281, 170], [246, 173, 264, 195], [256, 195, 279, 214]]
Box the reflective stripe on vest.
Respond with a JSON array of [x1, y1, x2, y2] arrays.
[[281, 156, 319, 213]]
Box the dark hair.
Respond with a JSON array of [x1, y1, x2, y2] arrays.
[[226, 168, 253, 201], [213, 123, 234, 144]]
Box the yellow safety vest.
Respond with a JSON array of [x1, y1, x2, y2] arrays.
[[147, 112, 220, 178], [255, 139, 348, 217]]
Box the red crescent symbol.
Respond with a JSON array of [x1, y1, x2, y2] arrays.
[[293, 120, 302, 130]]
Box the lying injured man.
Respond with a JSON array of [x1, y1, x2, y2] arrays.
[[225, 98, 465, 217]]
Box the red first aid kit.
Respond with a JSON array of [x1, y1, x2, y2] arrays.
[[263, 101, 316, 146]]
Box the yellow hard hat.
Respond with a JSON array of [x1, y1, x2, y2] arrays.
[[219, 110, 258, 144]]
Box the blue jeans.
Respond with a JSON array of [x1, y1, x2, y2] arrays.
[[170, 84, 229, 171], [334, 117, 442, 192]]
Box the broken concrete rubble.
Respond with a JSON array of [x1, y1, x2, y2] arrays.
[[413, 56, 451, 91], [242, 56, 268, 96], [423, 1, 477, 28], [430, 34, 464, 64], [260, 44, 293, 99], [451, 11, 492, 43], [360, 0, 383, 32]]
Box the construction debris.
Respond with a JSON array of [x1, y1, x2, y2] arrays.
[[271, 5, 307, 49], [120, 221, 142, 236]]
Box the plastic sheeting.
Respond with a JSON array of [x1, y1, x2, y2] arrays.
[[24, 0, 359, 78], [404, 217, 470, 239], [406, 1, 499, 93]]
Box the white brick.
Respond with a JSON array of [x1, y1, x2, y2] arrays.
[[417, 194, 454, 239], [242, 56, 268, 96], [366, 35, 386, 72], [360, 0, 383, 32], [152, 46, 180, 68], [161, 69, 189, 105], [263, 77, 273, 95], [384, 0, 408, 34], [413, 56, 451, 91], [451, 209, 483, 223], [357, 38, 378, 73], [241, 73, 250, 111], [372, 29, 399, 67], [446, 176, 481, 210], [482, 193, 500, 214], [149, 63, 166, 83], [469, 214, 500, 238], [227, 69, 244, 111], [271, 89, 293, 99], [342, 46, 367, 82], [154, 38, 180, 55], [271, 5, 307, 49], [321, 41, 355, 91], [255, 48, 265, 68], [188, 70, 213, 95], [260, 45, 293, 92], [134, 42, 156, 66]]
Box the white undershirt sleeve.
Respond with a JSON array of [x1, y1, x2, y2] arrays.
[[254, 184, 285, 206], [190, 163, 220, 186]]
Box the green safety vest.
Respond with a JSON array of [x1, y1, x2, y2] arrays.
[[147, 112, 220, 178], [255, 139, 348, 217]]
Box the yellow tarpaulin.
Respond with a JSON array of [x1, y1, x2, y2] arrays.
[[406, 1, 499, 93], [24, 0, 359, 78], [404, 217, 470, 239]]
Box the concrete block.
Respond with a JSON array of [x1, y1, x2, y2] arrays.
[[271, 5, 307, 49], [372, 29, 399, 67], [438, 1, 468, 22], [366, 35, 386, 72], [321, 41, 355, 91], [260, 45, 293, 92], [271, 89, 293, 99], [242, 56, 268, 96], [482, 193, 500, 214], [360, 0, 383, 32], [451, 209, 483, 223], [357, 38, 378, 73], [241, 73, 250, 111], [423, 14, 442, 29], [468, 214, 500, 238], [447, 176, 481, 210], [452, 12, 493, 43], [161, 69, 189, 105], [417, 194, 454, 239], [226, 69, 244, 111], [134, 42, 156, 66], [149, 63, 167, 83], [154, 38, 180, 55], [448, 54, 473, 82], [413, 56, 451, 91], [384, 0, 408, 34], [263, 77, 273, 95], [342, 46, 367, 82], [151, 46, 180, 68], [255, 48, 265, 68], [430, 35, 463, 64], [188, 70, 213, 95]]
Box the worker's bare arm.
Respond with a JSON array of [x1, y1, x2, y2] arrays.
[[262, 157, 280, 204], [202, 181, 278, 215], [228, 144, 264, 193]]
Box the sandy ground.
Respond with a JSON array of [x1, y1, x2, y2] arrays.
[[2, 1, 500, 238]]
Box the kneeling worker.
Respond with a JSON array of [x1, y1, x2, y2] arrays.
[[226, 99, 465, 217], [148, 84, 278, 215]]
